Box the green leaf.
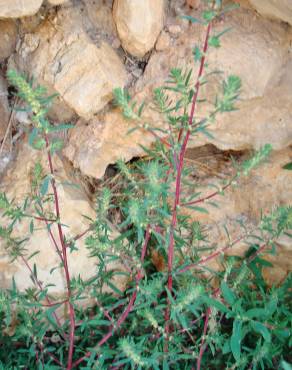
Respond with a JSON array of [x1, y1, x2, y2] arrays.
[[245, 308, 267, 319], [221, 281, 236, 305], [281, 360, 292, 370], [251, 321, 271, 342], [203, 296, 232, 314], [209, 36, 221, 48], [202, 10, 217, 22], [283, 162, 292, 170], [40, 176, 51, 197], [230, 319, 242, 361]]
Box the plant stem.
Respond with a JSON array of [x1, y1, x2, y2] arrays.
[[164, 21, 212, 341], [44, 135, 75, 370]]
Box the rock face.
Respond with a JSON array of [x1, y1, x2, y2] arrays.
[[113, 0, 165, 58], [0, 0, 43, 18], [64, 5, 292, 178], [249, 0, 292, 26], [0, 73, 9, 141], [0, 142, 127, 295], [0, 20, 17, 60], [12, 7, 127, 120], [184, 147, 292, 285]]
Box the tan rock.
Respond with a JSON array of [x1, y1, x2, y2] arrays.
[[0, 73, 9, 141], [63, 106, 162, 178], [113, 0, 165, 58], [12, 7, 127, 120], [0, 0, 43, 18], [249, 0, 292, 26], [0, 20, 17, 60], [0, 142, 127, 295]]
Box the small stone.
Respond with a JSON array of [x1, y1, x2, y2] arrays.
[[0, 0, 43, 18], [113, 0, 165, 58], [0, 20, 17, 60]]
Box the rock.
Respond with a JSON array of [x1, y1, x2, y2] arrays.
[[113, 0, 165, 58], [0, 73, 9, 141], [184, 147, 292, 285], [0, 0, 43, 18], [64, 106, 162, 178], [0, 142, 127, 295], [0, 20, 17, 60], [12, 7, 127, 121], [249, 0, 292, 26]]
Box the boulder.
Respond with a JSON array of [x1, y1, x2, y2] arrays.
[[249, 0, 292, 26], [0, 0, 43, 18], [64, 106, 162, 178], [113, 0, 165, 58], [0, 19, 17, 60], [12, 7, 127, 121], [0, 142, 127, 295]]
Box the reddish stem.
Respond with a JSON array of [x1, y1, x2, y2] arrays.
[[45, 135, 75, 370], [164, 22, 212, 339], [178, 233, 247, 274]]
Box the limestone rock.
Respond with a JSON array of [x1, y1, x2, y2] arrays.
[[12, 7, 127, 120], [0, 0, 43, 18], [0, 73, 9, 141], [0, 142, 127, 295], [0, 20, 17, 60], [249, 0, 292, 26], [113, 0, 165, 58], [63, 106, 162, 178]]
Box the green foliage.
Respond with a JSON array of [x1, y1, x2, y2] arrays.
[[0, 3, 291, 370]]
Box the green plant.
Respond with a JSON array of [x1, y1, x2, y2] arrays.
[[0, 2, 291, 369]]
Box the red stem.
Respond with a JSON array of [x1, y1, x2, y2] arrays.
[[164, 22, 212, 339], [177, 233, 246, 274], [45, 135, 75, 370]]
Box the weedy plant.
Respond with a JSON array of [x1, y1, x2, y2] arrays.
[[0, 1, 291, 369]]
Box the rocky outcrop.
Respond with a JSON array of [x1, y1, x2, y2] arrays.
[[0, 20, 17, 61], [113, 0, 165, 58], [0, 0, 43, 18], [249, 0, 292, 26], [0, 142, 127, 295], [12, 7, 127, 121]]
